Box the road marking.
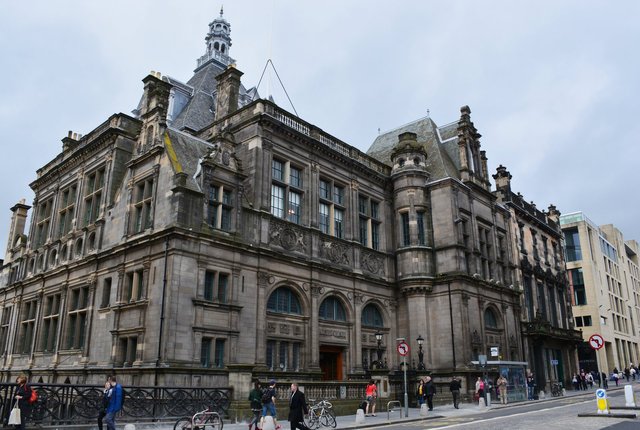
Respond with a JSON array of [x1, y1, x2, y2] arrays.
[[424, 399, 592, 429]]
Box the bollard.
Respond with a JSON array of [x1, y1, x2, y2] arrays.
[[486, 392, 491, 407], [624, 385, 636, 407], [262, 416, 276, 430], [596, 388, 609, 414], [478, 397, 486, 408], [124, 425, 136, 430], [355, 409, 366, 424], [538, 390, 546, 400], [419, 403, 428, 416]]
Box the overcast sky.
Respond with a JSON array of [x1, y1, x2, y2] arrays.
[[1, 0, 639, 260]]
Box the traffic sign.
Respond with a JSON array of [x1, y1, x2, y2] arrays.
[[397, 341, 409, 356], [589, 334, 604, 350]]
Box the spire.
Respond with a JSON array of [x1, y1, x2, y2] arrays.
[[196, 8, 235, 69]]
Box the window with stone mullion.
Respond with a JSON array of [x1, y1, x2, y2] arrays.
[[20, 301, 37, 354]]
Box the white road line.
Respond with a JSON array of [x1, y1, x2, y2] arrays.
[[426, 399, 592, 429]]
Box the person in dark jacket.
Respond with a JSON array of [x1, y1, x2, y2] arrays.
[[449, 376, 461, 409], [248, 380, 263, 430], [14, 375, 32, 430], [104, 375, 124, 430], [98, 377, 112, 430], [424, 376, 436, 411], [287, 383, 310, 430]]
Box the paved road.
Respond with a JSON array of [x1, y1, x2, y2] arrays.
[[372, 390, 638, 430]]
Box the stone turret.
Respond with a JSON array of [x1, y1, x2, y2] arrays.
[[456, 106, 489, 190], [492, 165, 512, 203], [5, 199, 31, 263]]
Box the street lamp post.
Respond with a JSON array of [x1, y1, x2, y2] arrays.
[[417, 335, 425, 370], [375, 330, 383, 369]]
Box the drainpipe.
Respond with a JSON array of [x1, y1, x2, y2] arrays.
[[155, 235, 170, 387]]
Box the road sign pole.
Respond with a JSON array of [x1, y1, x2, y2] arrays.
[[404, 362, 408, 417]]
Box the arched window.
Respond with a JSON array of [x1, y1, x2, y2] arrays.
[[484, 308, 498, 329], [319, 296, 346, 321], [214, 41, 220, 50], [221, 44, 226, 53], [267, 287, 302, 315], [361, 304, 383, 327]]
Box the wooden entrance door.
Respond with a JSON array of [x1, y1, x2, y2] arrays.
[[319, 345, 344, 381]]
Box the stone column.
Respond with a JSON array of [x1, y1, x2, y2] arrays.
[[310, 284, 322, 370], [255, 271, 269, 368]]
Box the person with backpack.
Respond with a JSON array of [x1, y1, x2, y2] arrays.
[[260, 380, 281, 430], [104, 375, 124, 430], [248, 380, 263, 430], [13, 374, 34, 430], [98, 377, 113, 430]]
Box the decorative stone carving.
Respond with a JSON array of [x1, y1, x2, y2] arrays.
[[471, 329, 482, 345], [311, 285, 324, 296], [293, 325, 302, 336], [268, 220, 306, 252], [267, 322, 276, 333], [279, 324, 289, 334], [361, 252, 383, 275], [319, 328, 347, 339], [257, 271, 270, 286], [321, 241, 350, 265]]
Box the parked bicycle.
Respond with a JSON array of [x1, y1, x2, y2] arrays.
[[304, 399, 336, 429], [550, 382, 563, 397], [174, 406, 224, 430]]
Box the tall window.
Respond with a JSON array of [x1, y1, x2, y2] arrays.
[[401, 213, 410, 246], [531, 230, 539, 260], [84, 168, 104, 226], [537, 283, 547, 319], [478, 227, 490, 278], [524, 277, 534, 320], [101, 278, 112, 308], [484, 308, 498, 329], [203, 270, 229, 303], [358, 195, 381, 250], [0, 307, 12, 355], [201, 337, 212, 367], [132, 178, 154, 233], [271, 159, 303, 225], [40, 294, 61, 352], [19, 301, 37, 354], [124, 269, 144, 302], [361, 304, 383, 327], [319, 296, 347, 321], [119, 336, 138, 366], [416, 211, 426, 245], [66, 286, 89, 349], [266, 340, 301, 371], [35, 198, 53, 247], [548, 285, 558, 326], [564, 228, 582, 261], [267, 287, 302, 314], [214, 338, 225, 368], [57, 184, 77, 237], [318, 178, 345, 238], [208, 184, 233, 231], [569, 268, 587, 305]]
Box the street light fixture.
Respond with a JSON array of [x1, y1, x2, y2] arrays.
[[375, 330, 383, 369], [416, 335, 425, 370]]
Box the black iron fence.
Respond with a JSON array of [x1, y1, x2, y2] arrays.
[[0, 383, 231, 426]]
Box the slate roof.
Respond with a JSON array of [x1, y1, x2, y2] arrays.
[[165, 128, 215, 193], [366, 116, 462, 181]]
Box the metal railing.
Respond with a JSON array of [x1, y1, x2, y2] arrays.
[[0, 383, 231, 426], [386, 400, 403, 421]]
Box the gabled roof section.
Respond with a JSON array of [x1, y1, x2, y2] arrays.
[[367, 116, 461, 181], [164, 128, 216, 193]]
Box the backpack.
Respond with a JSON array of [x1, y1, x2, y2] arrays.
[[261, 389, 273, 404], [29, 387, 38, 404]]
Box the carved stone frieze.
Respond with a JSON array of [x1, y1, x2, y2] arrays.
[[471, 329, 482, 345], [279, 324, 289, 334], [267, 322, 276, 333], [268, 220, 307, 252], [361, 252, 383, 275], [321, 241, 350, 265]]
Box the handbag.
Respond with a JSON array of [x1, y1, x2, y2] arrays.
[[8, 402, 21, 426]]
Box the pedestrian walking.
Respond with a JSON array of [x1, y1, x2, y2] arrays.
[[104, 375, 124, 430], [424, 376, 436, 411], [13, 375, 33, 430], [364, 380, 377, 416], [449, 376, 461, 409], [526, 372, 535, 400], [416, 379, 426, 406], [260, 380, 281, 430], [497, 375, 508, 405], [248, 380, 262, 430], [288, 383, 310, 430], [475, 377, 485, 405], [98, 377, 112, 430]]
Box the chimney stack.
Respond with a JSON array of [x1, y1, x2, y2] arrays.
[[215, 64, 243, 120]]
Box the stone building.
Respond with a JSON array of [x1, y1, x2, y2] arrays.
[[493, 166, 581, 391], [560, 212, 640, 374], [0, 11, 526, 396]]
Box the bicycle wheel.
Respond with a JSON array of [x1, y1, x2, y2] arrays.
[[305, 411, 320, 430], [320, 411, 336, 428], [174, 417, 194, 430], [206, 413, 223, 430]]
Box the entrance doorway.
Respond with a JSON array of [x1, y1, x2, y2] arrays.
[[319, 345, 344, 381]]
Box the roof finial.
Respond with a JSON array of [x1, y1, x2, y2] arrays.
[[220, 5, 224, 17]]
